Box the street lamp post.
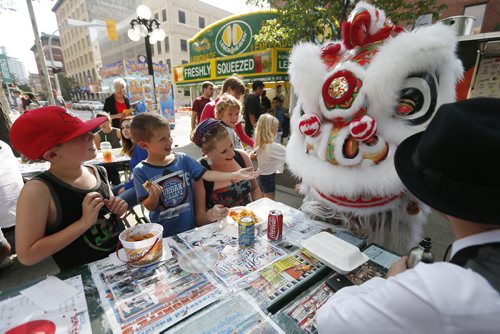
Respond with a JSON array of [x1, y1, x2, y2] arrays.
[[127, 5, 166, 113], [48, 29, 62, 98]]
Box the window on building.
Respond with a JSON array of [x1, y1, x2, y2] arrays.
[[162, 9, 167, 22], [157, 41, 162, 54], [182, 60, 188, 64], [415, 13, 433, 27], [165, 37, 170, 52], [199, 16, 205, 28], [159, 60, 163, 64], [166, 59, 171, 74], [154, 13, 159, 21], [184, 89, 190, 96], [180, 39, 187, 52], [178, 10, 186, 24], [464, 4, 487, 34], [151, 45, 154, 56]]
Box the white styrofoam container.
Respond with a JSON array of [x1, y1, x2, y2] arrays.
[[302, 232, 369, 274]]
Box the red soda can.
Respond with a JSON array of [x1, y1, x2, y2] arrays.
[[268, 210, 283, 241]]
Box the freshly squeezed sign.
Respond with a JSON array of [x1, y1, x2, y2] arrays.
[[216, 52, 272, 77], [184, 63, 211, 81]]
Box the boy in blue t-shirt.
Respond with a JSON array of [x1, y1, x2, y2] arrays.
[[131, 113, 258, 237]]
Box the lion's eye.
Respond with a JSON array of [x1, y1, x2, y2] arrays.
[[300, 106, 305, 116], [396, 73, 438, 126]]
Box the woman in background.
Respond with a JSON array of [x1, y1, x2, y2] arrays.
[[103, 77, 131, 128]]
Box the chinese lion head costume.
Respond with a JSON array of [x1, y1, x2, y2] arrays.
[[287, 2, 463, 251]]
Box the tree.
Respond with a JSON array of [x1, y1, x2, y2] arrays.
[[247, 0, 447, 47], [58, 74, 77, 101]]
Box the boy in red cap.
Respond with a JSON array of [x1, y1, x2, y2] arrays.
[[10, 107, 128, 269]]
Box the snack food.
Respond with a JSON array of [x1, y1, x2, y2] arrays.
[[126, 233, 154, 242], [143, 180, 152, 189], [229, 208, 261, 223]]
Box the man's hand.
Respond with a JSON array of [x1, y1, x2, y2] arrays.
[[104, 197, 128, 217], [386, 256, 408, 278], [209, 204, 229, 222], [81, 192, 105, 228], [232, 167, 260, 182]]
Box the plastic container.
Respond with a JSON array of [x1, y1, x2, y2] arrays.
[[302, 231, 368, 274], [437, 16, 475, 36], [100, 141, 113, 163], [118, 223, 164, 266]]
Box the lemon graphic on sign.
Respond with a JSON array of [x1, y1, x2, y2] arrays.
[[221, 23, 244, 52], [216, 20, 252, 56]]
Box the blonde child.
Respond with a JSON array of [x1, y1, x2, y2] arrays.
[[254, 114, 287, 199], [215, 93, 243, 149], [94, 111, 122, 149]]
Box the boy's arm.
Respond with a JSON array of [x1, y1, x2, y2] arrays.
[[202, 168, 259, 183], [15, 181, 104, 266], [142, 183, 162, 211], [133, 169, 161, 211], [235, 123, 254, 147]]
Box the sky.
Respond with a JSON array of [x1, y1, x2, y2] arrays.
[[0, 0, 265, 74]]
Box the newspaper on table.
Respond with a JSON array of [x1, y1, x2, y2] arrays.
[[0, 275, 91, 334], [244, 249, 328, 309], [179, 224, 287, 286], [276, 280, 335, 334], [169, 291, 284, 333], [89, 241, 226, 334]]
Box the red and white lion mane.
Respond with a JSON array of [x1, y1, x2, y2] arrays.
[[287, 2, 463, 251]]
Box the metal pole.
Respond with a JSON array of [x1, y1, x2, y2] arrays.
[[145, 35, 158, 113], [26, 0, 55, 105], [48, 30, 62, 98]]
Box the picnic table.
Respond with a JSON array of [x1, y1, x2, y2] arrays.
[[0, 198, 400, 333], [18, 148, 131, 180]]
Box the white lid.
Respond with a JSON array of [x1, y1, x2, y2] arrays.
[[302, 232, 368, 274]]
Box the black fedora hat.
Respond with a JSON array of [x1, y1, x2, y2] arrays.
[[395, 98, 500, 225]]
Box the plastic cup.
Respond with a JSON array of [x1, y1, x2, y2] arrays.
[[100, 142, 113, 163], [119, 223, 164, 266]]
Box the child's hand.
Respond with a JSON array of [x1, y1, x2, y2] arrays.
[[81, 192, 105, 227], [104, 197, 128, 217], [146, 182, 163, 200], [209, 204, 229, 222], [232, 167, 260, 182]]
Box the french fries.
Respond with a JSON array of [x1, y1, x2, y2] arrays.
[[228, 208, 260, 223]]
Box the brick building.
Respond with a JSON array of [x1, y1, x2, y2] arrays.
[[433, 0, 499, 33]]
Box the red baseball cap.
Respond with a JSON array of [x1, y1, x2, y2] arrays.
[[10, 106, 107, 160]]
